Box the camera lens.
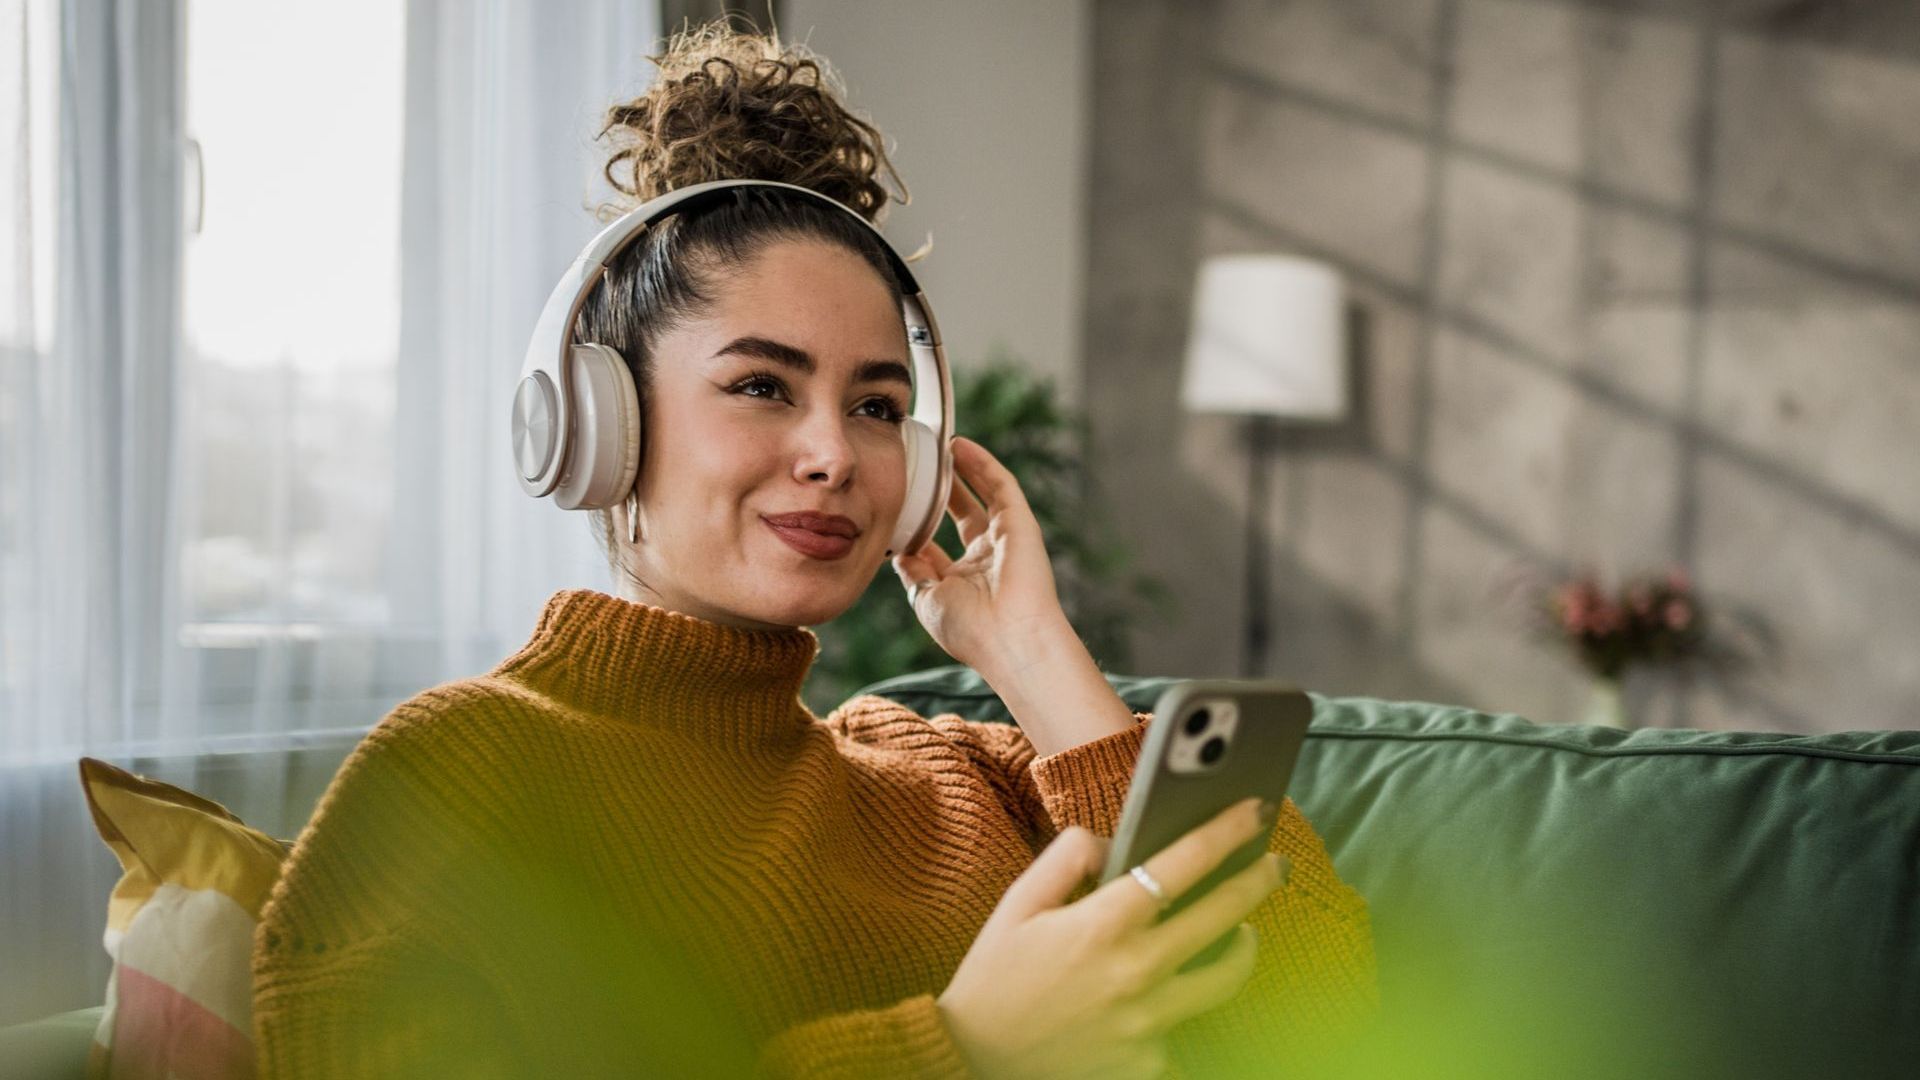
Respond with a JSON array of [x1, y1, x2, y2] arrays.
[[1183, 708, 1211, 736], [1200, 736, 1226, 765]]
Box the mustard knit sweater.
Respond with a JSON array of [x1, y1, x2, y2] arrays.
[[252, 588, 1377, 1078]]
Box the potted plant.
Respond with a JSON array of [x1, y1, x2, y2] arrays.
[[1504, 564, 1738, 727]]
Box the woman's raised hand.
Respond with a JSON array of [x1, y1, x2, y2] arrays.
[[935, 798, 1292, 1080], [891, 436, 1070, 672]]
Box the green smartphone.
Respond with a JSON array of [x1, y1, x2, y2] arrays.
[[1099, 679, 1313, 973]]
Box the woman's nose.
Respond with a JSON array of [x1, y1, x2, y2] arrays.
[[791, 410, 857, 487]]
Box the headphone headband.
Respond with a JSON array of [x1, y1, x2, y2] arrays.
[[510, 178, 956, 558]]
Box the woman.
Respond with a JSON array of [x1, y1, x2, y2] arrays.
[[252, 21, 1376, 1080]]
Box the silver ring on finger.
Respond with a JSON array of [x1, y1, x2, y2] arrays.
[[1129, 864, 1171, 911]]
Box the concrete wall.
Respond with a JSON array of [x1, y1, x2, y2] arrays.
[[780, 0, 1091, 405], [1085, 0, 1920, 732]]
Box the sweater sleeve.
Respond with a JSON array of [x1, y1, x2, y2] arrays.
[[826, 695, 1065, 851], [919, 707, 1153, 848], [1026, 713, 1152, 836], [755, 992, 973, 1079]]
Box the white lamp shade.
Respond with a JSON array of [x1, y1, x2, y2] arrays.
[[1180, 254, 1348, 418]]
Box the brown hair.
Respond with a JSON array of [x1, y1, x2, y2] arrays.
[[576, 17, 921, 581]]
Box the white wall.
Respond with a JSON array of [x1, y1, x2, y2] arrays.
[[780, 0, 1090, 406]]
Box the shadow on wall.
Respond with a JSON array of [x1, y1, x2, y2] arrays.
[[1086, 0, 1920, 733]]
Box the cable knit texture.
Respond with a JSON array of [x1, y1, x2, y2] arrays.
[[252, 588, 1377, 1078]]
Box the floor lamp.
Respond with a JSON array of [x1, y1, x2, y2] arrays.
[[1179, 255, 1348, 677]]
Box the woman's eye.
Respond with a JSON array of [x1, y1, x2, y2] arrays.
[[732, 374, 788, 401], [730, 373, 904, 424], [862, 397, 908, 424]]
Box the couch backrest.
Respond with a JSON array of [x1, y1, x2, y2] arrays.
[[853, 666, 1920, 1080]]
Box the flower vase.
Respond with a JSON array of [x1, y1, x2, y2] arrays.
[[1582, 675, 1630, 728]]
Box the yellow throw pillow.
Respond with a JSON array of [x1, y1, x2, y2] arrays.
[[77, 757, 290, 1080]]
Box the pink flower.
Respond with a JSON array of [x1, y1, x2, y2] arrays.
[[1553, 585, 1589, 631], [1665, 599, 1692, 630], [1667, 565, 1692, 593]]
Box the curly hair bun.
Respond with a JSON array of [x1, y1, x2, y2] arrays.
[[598, 18, 908, 225]]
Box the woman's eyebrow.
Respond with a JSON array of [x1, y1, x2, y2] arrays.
[[712, 335, 912, 389]]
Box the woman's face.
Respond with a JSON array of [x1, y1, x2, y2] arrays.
[[618, 237, 913, 630]]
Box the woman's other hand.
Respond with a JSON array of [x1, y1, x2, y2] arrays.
[[891, 435, 1068, 672], [936, 798, 1292, 1080]]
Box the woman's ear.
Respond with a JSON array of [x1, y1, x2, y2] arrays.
[[622, 486, 642, 544]]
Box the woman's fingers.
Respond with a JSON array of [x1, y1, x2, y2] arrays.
[[951, 436, 1032, 517], [947, 476, 991, 547], [1134, 852, 1286, 982], [1127, 923, 1260, 1031], [1087, 797, 1271, 928], [895, 539, 954, 587], [919, 541, 954, 576]]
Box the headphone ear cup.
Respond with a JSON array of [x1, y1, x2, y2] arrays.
[[552, 343, 642, 511], [888, 418, 946, 558]]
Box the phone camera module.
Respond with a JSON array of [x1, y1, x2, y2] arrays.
[[1164, 695, 1246, 775]]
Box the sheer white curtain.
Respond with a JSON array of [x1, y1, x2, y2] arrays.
[[0, 0, 662, 1026]]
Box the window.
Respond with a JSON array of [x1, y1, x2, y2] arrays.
[[163, 0, 425, 739], [4, 0, 630, 753], [180, 0, 405, 630]]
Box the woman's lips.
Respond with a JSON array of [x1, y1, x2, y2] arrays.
[[765, 520, 855, 560]]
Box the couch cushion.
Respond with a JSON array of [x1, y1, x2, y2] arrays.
[[77, 757, 290, 1079], [853, 667, 1920, 1080]]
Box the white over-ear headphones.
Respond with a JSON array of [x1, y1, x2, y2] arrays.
[[510, 178, 955, 558]]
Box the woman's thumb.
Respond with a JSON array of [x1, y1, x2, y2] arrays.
[[893, 553, 929, 589], [994, 827, 1108, 922]]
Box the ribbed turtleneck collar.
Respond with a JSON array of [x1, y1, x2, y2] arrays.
[[491, 588, 823, 745]]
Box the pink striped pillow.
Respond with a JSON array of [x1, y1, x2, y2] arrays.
[[78, 757, 290, 1080]]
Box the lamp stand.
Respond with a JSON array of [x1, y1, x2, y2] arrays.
[[1242, 414, 1276, 678]]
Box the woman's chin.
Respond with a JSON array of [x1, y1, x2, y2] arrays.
[[747, 579, 864, 629], [721, 538, 888, 627]]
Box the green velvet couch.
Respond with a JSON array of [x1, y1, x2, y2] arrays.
[[6, 668, 1916, 1079]]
